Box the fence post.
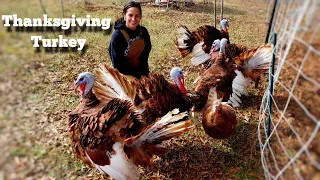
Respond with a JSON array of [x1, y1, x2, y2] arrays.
[[265, 0, 278, 43], [266, 33, 277, 138], [214, 0, 217, 28], [220, 0, 223, 21], [60, 0, 64, 18]]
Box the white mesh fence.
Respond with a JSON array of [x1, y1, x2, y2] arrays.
[[258, 0, 320, 179]]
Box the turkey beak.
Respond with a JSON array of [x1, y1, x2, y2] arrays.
[[179, 77, 185, 87], [210, 44, 215, 52], [214, 106, 219, 115], [210, 45, 216, 55], [74, 81, 80, 93], [191, 106, 195, 112], [222, 24, 228, 33]]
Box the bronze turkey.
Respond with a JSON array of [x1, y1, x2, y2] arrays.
[[202, 88, 237, 155], [175, 19, 230, 59], [69, 67, 193, 179]]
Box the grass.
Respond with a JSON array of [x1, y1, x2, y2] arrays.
[[0, 0, 269, 179]]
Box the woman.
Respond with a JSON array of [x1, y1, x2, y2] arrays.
[[108, 1, 152, 79]]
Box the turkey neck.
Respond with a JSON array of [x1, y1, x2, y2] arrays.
[[214, 56, 227, 67], [83, 90, 99, 107]]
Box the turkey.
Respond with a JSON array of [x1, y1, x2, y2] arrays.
[[210, 40, 248, 61], [204, 40, 248, 68], [205, 40, 273, 73], [232, 44, 274, 88], [202, 88, 237, 155], [94, 64, 193, 125], [190, 39, 251, 111], [190, 38, 248, 68], [69, 70, 193, 179], [69, 72, 144, 168], [175, 19, 230, 58], [217, 38, 274, 88], [192, 38, 273, 74], [190, 38, 274, 110], [190, 39, 222, 67], [133, 67, 193, 124]]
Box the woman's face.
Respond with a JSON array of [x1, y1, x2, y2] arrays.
[[124, 7, 141, 30]]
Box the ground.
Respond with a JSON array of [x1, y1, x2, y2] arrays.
[[259, 33, 320, 179], [0, 0, 310, 179]]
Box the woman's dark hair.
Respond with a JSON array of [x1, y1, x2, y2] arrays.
[[115, 1, 142, 25], [123, 1, 142, 15]]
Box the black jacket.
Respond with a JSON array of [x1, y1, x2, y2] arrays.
[[108, 21, 152, 78]]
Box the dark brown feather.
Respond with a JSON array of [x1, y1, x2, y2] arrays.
[[68, 89, 145, 167], [175, 25, 229, 57], [123, 110, 192, 167], [202, 103, 237, 139], [233, 44, 272, 87], [225, 43, 248, 59], [134, 74, 193, 124], [69, 67, 194, 173], [174, 25, 200, 57], [193, 53, 236, 111], [206, 43, 248, 69], [197, 25, 229, 53], [86, 149, 111, 166], [68, 91, 104, 167]]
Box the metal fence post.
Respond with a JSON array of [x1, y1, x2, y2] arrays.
[[266, 33, 277, 138], [265, 0, 278, 43]]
